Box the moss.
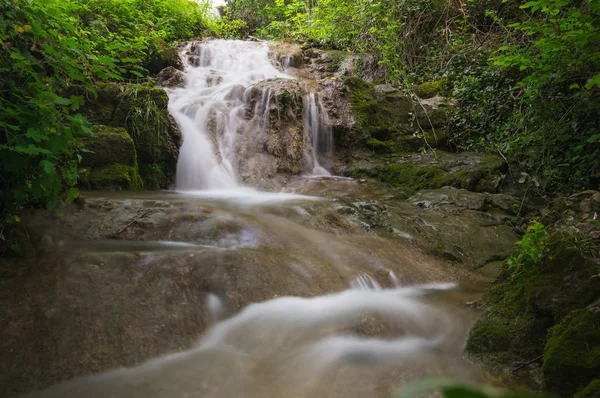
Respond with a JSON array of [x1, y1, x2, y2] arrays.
[[348, 164, 474, 195], [86, 164, 141, 190], [575, 379, 600, 398], [78, 83, 123, 125], [466, 236, 600, 392], [413, 79, 448, 99], [144, 41, 183, 75], [366, 138, 398, 154], [320, 50, 348, 74], [78, 167, 90, 187], [343, 76, 413, 144], [466, 280, 552, 364], [542, 308, 600, 397], [139, 162, 172, 190], [79, 125, 136, 168]]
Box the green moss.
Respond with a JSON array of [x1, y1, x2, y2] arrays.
[[466, 236, 600, 392], [542, 308, 600, 397], [366, 138, 398, 154], [139, 162, 173, 190], [87, 164, 141, 190], [348, 164, 473, 195], [414, 79, 448, 99], [575, 379, 600, 398], [79, 125, 136, 168], [466, 280, 551, 364], [343, 76, 413, 144]]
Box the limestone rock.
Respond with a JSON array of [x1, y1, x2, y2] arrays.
[[156, 66, 185, 88]]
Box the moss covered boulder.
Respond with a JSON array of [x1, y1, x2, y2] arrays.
[[78, 83, 181, 189], [466, 241, 600, 394], [348, 151, 506, 195], [80, 126, 136, 168], [86, 164, 141, 191], [78, 126, 141, 191], [543, 308, 600, 397], [340, 77, 451, 153]]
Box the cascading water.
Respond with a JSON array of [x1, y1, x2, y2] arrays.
[[303, 93, 333, 176], [168, 40, 289, 190], [167, 39, 334, 192]]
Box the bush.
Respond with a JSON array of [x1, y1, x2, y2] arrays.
[[0, 0, 215, 253]]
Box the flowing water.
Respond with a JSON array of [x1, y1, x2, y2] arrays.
[[1, 40, 500, 398]]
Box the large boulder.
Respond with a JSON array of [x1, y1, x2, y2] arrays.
[[240, 78, 310, 180], [78, 125, 141, 191], [78, 83, 181, 189]]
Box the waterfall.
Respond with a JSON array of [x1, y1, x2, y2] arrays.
[[167, 40, 288, 190], [304, 93, 333, 176], [167, 40, 333, 192]]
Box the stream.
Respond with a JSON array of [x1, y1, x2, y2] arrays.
[[0, 40, 507, 398]]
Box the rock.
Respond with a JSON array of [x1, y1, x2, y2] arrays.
[[348, 152, 507, 195], [268, 42, 304, 69], [79, 126, 137, 169], [77, 83, 181, 190], [243, 78, 309, 177], [542, 308, 600, 397], [413, 80, 448, 99], [85, 164, 141, 190], [144, 42, 183, 74], [466, 243, 600, 386], [156, 67, 185, 88]]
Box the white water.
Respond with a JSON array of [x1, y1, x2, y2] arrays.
[[169, 40, 288, 190], [28, 283, 461, 398], [304, 93, 333, 176], [168, 40, 334, 195]]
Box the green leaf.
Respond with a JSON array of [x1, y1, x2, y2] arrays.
[[65, 188, 79, 203]]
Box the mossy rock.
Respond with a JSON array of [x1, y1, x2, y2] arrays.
[[139, 162, 174, 190], [144, 41, 183, 75], [466, 239, 600, 389], [465, 279, 552, 364], [347, 158, 503, 195], [575, 379, 600, 398], [366, 138, 404, 154], [79, 126, 136, 168], [343, 76, 413, 143], [78, 83, 181, 189], [86, 164, 141, 191], [413, 80, 448, 99], [543, 308, 600, 397]]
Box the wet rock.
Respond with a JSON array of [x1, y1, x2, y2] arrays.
[[224, 84, 246, 101], [268, 42, 304, 69], [243, 78, 309, 176], [156, 66, 185, 88]]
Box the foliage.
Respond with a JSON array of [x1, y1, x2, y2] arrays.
[[228, 0, 600, 193], [0, 0, 215, 253], [452, 0, 600, 192], [397, 377, 545, 398], [506, 221, 549, 281]]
